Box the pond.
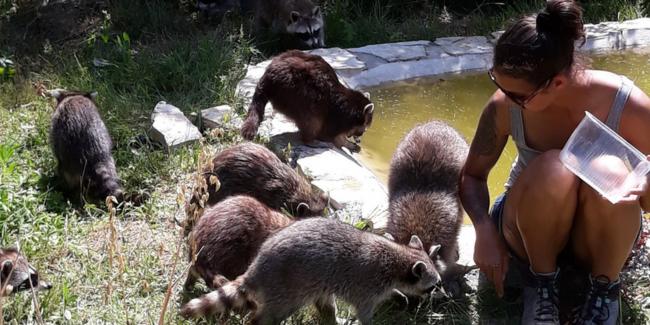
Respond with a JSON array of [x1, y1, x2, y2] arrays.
[[357, 52, 650, 223]]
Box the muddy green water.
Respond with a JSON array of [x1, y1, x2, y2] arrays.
[[357, 52, 650, 223]]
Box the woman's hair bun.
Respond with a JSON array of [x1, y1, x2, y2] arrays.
[[537, 0, 585, 43]]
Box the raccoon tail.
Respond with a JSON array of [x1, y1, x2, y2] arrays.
[[180, 276, 257, 318], [240, 87, 268, 140], [89, 163, 123, 204]]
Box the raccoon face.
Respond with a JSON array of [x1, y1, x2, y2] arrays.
[[347, 91, 374, 142], [287, 6, 324, 49], [1, 249, 53, 295], [399, 236, 441, 297]]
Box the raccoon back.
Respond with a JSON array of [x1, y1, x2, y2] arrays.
[[50, 95, 120, 198], [388, 120, 469, 199], [244, 218, 436, 303], [196, 142, 327, 217], [190, 195, 293, 281]]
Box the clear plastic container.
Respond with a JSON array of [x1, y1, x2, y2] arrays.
[[560, 112, 650, 204]]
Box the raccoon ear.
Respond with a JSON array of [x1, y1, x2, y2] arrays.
[[89, 92, 98, 101], [290, 11, 301, 23], [428, 244, 441, 259], [411, 261, 427, 278], [312, 6, 321, 17], [50, 89, 63, 101], [364, 103, 374, 115], [363, 92, 371, 100], [296, 202, 310, 216], [1, 259, 13, 279], [408, 235, 424, 250], [383, 233, 395, 241]]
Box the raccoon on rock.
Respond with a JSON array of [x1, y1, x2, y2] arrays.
[[240, 50, 375, 153], [180, 218, 440, 325]]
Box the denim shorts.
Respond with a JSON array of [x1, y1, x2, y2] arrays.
[[489, 191, 645, 265]]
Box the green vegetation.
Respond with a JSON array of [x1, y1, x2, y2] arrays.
[[0, 0, 647, 323]]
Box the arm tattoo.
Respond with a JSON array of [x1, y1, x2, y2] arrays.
[[474, 100, 498, 156]]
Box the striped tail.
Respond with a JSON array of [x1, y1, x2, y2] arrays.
[[240, 87, 268, 140], [180, 277, 256, 318]]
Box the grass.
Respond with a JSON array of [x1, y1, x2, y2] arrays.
[[0, 0, 648, 324]]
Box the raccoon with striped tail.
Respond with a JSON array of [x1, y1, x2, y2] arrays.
[[240, 50, 375, 153], [387, 120, 475, 299], [180, 218, 440, 325]]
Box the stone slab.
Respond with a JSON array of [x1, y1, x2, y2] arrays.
[[149, 101, 202, 150], [346, 52, 492, 89], [200, 105, 244, 131], [348, 44, 427, 62], [270, 132, 389, 230]]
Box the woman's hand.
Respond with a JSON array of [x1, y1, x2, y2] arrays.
[[613, 155, 650, 203], [473, 221, 510, 298]]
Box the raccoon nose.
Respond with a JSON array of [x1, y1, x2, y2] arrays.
[[42, 281, 53, 290]]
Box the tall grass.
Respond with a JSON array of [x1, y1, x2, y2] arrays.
[[0, 0, 647, 324]]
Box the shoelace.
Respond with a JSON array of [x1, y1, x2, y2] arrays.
[[535, 278, 559, 322], [572, 276, 613, 325]]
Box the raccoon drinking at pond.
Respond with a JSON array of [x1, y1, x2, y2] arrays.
[[387, 120, 470, 298], [180, 218, 440, 325], [240, 50, 375, 153], [184, 195, 295, 291], [252, 0, 324, 49], [49, 90, 143, 206], [1, 247, 53, 295], [190, 142, 329, 218]]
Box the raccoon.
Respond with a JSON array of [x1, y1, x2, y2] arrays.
[[49, 90, 144, 206], [386, 120, 470, 298], [1, 247, 52, 295], [190, 142, 329, 218], [180, 218, 440, 325], [240, 50, 375, 153], [252, 0, 324, 49], [184, 195, 294, 291], [197, 0, 234, 18]]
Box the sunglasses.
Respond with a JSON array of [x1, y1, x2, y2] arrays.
[[487, 68, 552, 109]]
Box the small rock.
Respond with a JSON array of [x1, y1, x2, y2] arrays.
[[200, 105, 244, 131], [149, 101, 202, 151]]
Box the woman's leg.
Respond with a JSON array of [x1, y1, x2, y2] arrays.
[[570, 156, 640, 325], [571, 159, 642, 279], [502, 150, 580, 273]]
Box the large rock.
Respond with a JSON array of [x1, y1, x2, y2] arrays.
[[149, 101, 202, 150], [270, 132, 389, 230]]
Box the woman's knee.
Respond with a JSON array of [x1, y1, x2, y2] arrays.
[[520, 150, 580, 198]]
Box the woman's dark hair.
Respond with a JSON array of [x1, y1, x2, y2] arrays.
[[493, 0, 587, 85]]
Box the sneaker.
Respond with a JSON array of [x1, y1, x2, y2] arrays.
[[521, 267, 561, 325], [572, 274, 620, 325]]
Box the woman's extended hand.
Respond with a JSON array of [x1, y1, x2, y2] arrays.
[[473, 220, 510, 298]]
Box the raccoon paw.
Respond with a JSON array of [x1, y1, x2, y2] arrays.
[[345, 141, 361, 153]]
